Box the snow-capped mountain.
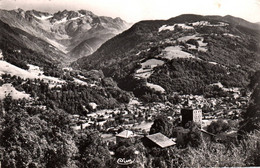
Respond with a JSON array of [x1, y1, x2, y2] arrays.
[[0, 19, 66, 66], [0, 9, 131, 60]]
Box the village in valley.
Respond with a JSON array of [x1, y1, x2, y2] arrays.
[[1, 2, 260, 166], [0, 47, 249, 151], [69, 83, 248, 148]]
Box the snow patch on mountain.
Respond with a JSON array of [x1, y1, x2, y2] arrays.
[[70, 14, 85, 21], [70, 16, 81, 21], [33, 14, 53, 20], [45, 38, 68, 53], [54, 17, 68, 24]]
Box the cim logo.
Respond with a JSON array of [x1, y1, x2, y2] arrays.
[[117, 158, 135, 165]]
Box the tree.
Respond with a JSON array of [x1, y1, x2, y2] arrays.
[[150, 115, 173, 137], [239, 71, 260, 134], [207, 119, 230, 134], [146, 146, 182, 167], [0, 98, 78, 168], [76, 130, 111, 168], [183, 121, 202, 148]]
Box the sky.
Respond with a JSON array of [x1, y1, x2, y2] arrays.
[[0, 0, 260, 23]]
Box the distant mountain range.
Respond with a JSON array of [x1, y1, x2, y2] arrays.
[[0, 8, 130, 62], [0, 19, 65, 68], [0, 9, 134, 117], [72, 14, 260, 99], [1, 10, 260, 100]]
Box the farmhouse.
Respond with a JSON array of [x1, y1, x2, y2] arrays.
[[116, 130, 135, 144]]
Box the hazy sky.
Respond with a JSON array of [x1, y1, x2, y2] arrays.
[[1, 0, 260, 23]]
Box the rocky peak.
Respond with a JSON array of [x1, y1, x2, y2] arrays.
[[11, 8, 24, 13], [78, 10, 95, 17]]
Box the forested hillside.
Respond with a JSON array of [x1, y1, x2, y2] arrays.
[[1, 13, 260, 168], [73, 14, 260, 101]]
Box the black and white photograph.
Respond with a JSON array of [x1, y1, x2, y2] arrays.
[[0, 0, 260, 167]]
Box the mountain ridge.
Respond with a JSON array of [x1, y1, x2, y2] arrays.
[[0, 8, 131, 61], [0, 19, 66, 68], [74, 14, 260, 69], [72, 14, 260, 100]]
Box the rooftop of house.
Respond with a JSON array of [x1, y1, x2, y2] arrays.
[[146, 132, 176, 148], [116, 130, 134, 138]]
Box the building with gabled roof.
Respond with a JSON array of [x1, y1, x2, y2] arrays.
[[116, 130, 135, 144], [142, 132, 176, 148], [116, 130, 134, 138]]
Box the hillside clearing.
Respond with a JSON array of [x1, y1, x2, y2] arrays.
[[0, 60, 65, 87], [0, 83, 31, 100], [159, 46, 195, 59], [223, 33, 240, 38], [159, 23, 194, 32], [135, 59, 164, 79], [177, 34, 208, 52], [147, 82, 165, 93]]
